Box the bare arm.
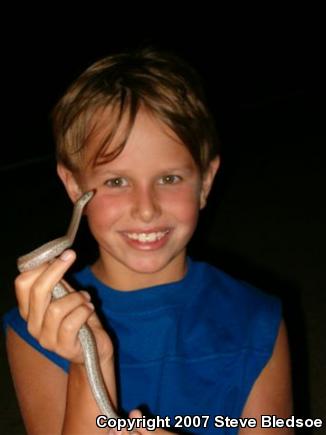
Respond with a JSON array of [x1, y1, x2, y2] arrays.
[[6, 327, 67, 435], [63, 353, 117, 434], [239, 320, 293, 434], [11, 248, 118, 434], [6, 326, 118, 435]]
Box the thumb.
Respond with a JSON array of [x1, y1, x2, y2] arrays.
[[129, 409, 145, 434], [129, 409, 143, 419]]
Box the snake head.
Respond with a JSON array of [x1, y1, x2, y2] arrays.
[[78, 190, 95, 206], [17, 190, 95, 272]]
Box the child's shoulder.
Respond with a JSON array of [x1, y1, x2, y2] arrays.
[[191, 257, 280, 306], [187, 257, 282, 353]]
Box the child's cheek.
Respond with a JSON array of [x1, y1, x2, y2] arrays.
[[86, 191, 127, 228], [86, 183, 200, 227], [160, 184, 201, 219]]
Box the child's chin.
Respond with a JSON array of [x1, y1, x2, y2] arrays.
[[126, 255, 171, 274]]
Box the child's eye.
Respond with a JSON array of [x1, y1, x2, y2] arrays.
[[105, 177, 128, 188], [158, 175, 182, 185]]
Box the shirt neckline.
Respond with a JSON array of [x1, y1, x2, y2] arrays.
[[78, 256, 199, 314]]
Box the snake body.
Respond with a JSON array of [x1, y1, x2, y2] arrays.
[[17, 191, 118, 419]]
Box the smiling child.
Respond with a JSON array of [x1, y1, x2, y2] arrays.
[[4, 46, 292, 434]]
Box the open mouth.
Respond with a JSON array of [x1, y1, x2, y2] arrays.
[[121, 229, 172, 249], [125, 230, 170, 242]]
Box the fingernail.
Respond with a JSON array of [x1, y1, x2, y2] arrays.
[[60, 250, 74, 261], [80, 290, 91, 301], [86, 302, 94, 310]]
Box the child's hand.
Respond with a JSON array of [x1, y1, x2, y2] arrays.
[[14, 249, 114, 365]]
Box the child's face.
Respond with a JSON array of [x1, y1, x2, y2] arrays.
[[59, 107, 219, 287]]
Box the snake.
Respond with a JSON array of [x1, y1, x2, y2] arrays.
[[17, 190, 118, 419]]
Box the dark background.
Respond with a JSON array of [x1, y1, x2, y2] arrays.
[[0, 13, 325, 434]]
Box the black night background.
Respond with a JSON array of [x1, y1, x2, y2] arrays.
[[0, 12, 325, 434]]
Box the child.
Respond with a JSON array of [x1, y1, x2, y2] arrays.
[[4, 46, 292, 434]]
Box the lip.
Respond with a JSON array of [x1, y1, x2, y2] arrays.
[[120, 227, 172, 234], [120, 228, 172, 251]]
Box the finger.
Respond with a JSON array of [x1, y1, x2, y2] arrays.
[[15, 262, 51, 319], [59, 277, 83, 294], [129, 409, 143, 419], [27, 250, 76, 334], [15, 260, 77, 321], [128, 410, 145, 434], [39, 292, 93, 350], [56, 303, 95, 357], [86, 307, 104, 329], [79, 290, 92, 301]]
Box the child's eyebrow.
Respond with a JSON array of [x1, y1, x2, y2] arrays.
[[97, 165, 195, 177], [157, 165, 195, 174]]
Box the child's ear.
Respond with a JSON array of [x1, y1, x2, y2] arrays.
[[56, 163, 82, 203], [200, 156, 220, 210]]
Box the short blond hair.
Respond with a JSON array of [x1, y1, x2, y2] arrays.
[[52, 46, 220, 174]]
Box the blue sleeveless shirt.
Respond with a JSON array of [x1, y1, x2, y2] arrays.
[[3, 257, 281, 434]]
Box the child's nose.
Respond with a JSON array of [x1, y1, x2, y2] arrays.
[[130, 186, 161, 222]]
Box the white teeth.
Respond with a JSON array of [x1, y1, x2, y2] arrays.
[[125, 231, 168, 242]]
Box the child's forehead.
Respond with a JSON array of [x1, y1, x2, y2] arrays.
[[90, 104, 178, 142], [84, 104, 194, 168]]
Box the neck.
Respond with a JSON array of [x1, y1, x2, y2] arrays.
[[91, 253, 187, 291]]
